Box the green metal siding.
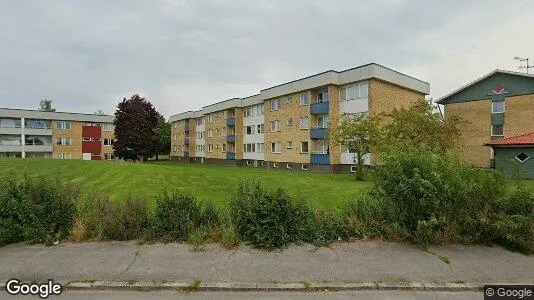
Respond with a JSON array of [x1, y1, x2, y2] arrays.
[[493, 147, 534, 179], [440, 73, 534, 104]]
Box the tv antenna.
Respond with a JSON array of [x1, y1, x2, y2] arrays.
[[514, 56, 534, 74]]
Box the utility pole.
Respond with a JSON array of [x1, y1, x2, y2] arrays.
[[514, 56, 534, 74]]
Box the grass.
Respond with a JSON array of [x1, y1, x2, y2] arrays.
[[0, 158, 372, 211]]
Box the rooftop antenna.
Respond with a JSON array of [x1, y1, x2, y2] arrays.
[[514, 56, 534, 74]]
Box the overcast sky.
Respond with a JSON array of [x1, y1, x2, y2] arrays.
[[1, 0, 533, 118]]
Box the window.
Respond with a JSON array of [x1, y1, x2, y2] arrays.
[[350, 166, 357, 173], [301, 164, 309, 171], [244, 107, 254, 117], [271, 142, 281, 154], [317, 89, 329, 103], [516, 152, 529, 163], [83, 122, 101, 127], [273, 163, 279, 168], [197, 118, 203, 126], [56, 121, 71, 130], [82, 137, 91, 142], [314, 141, 328, 154], [222, 144, 227, 152], [287, 141, 293, 149], [196, 132, 203, 139], [271, 99, 281, 111], [270, 120, 280, 132], [286, 163, 292, 169], [258, 104, 265, 115], [181, 145, 184, 151], [216, 112, 220, 118], [215, 128, 219, 134], [301, 141, 309, 154], [261, 161, 266, 166], [103, 123, 114, 131], [257, 143, 264, 153], [207, 114, 213, 123], [245, 125, 254, 135], [57, 153, 71, 159], [491, 125, 504, 136], [317, 115, 329, 128], [103, 138, 114, 146], [208, 144, 213, 152], [286, 95, 293, 103], [244, 143, 256, 153], [299, 117, 309, 129], [340, 82, 369, 101], [208, 129, 213, 137], [300, 92, 309, 106], [257, 124, 264, 134], [287, 118, 293, 126], [56, 137, 71, 146], [246, 160, 251, 166], [492, 101, 505, 113]]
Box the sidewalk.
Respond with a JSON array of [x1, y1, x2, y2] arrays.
[[0, 241, 532, 291]]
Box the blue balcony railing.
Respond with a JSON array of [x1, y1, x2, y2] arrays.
[[226, 152, 236, 160], [310, 102, 329, 115], [184, 151, 189, 158], [226, 117, 236, 126], [226, 135, 236, 143], [311, 153, 330, 165], [310, 128, 327, 139]]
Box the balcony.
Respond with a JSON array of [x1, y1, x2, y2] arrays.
[[226, 152, 236, 160], [184, 151, 189, 158], [184, 138, 190, 145], [311, 153, 330, 165], [226, 117, 236, 126], [311, 128, 328, 139], [226, 134, 236, 143], [310, 102, 329, 115], [184, 125, 190, 132]]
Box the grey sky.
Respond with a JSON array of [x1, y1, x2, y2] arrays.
[[1, 0, 533, 118]]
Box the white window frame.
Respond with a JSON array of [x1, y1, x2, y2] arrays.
[[515, 152, 530, 163], [301, 164, 309, 171], [56, 121, 71, 130], [287, 141, 293, 149], [270, 120, 280, 132], [273, 162, 279, 168], [286, 163, 292, 169], [301, 141, 309, 154], [300, 116, 309, 129], [287, 118, 293, 126], [271, 142, 281, 154], [257, 124, 264, 134], [300, 92, 309, 106], [258, 104, 265, 115], [340, 82, 369, 101], [271, 99, 281, 111], [492, 101, 505, 113], [491, 124, 504, 137]]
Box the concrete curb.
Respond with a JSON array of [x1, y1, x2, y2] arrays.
[[26, 281, 487, 292]]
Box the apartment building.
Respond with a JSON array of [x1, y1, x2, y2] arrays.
[[169, 63, 429, 172], [436, 70, 534, 168], [0, 108, 115, 160]]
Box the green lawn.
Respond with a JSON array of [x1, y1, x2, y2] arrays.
[[0, 159, 372, 211]]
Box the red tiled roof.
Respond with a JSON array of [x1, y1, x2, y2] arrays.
[[485, 132, 534, 146]]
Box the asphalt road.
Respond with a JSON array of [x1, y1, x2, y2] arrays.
[[0, 290, 483, 300]]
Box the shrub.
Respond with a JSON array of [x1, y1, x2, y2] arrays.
[[75, 193, 119, 240], [188, 226, 210, 251], [371, 146, 534, 252], [219, 223, 238, 249], [230, 181, 316, 249], [0, 172, 77, 245], [152, 191, 202, 241]]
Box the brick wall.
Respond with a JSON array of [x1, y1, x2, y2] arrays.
[[52, 121, 83, 159], [205, 111, 227, 159], [504, 94, 534, 137], [264, 92, 311, 163], [444, 99, 492, 167]]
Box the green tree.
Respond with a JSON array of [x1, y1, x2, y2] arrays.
[[329, 113, 382, 180], [154, 113, 171, 160], [383, 99, 463, 153], [39, 99, 56, 112], [113, 94, 159, 161]]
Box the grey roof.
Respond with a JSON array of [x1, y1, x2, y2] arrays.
[[435, 70, 534, 104], [0, 108, 114, 123]]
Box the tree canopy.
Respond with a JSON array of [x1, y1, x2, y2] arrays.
[[39, 99, 56, 112], [155, 113, 171, 160], [113, 94, 159, 161]]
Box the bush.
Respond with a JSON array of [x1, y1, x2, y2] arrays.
[[371, 146, 534, 252], [74, 193, 119, 240], [152, 191, 204, 241], [0, 172, 77, 245], [188, 226, 210, 251], [230, 181, 317, 249]]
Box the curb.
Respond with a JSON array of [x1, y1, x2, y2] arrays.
[[35, 281, 488, 292]]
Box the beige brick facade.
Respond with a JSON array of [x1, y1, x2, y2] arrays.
[[264, 92, 311, 163], [205, 110, 228, 159], [369, 79, 425, 117], [52, 121, 83, 159], [234, 108, 244, 159], [444, 99, 492, 167], [327, 85, 341, 165], [170, 120, 185, 157], [504, 94, 534, 137]]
